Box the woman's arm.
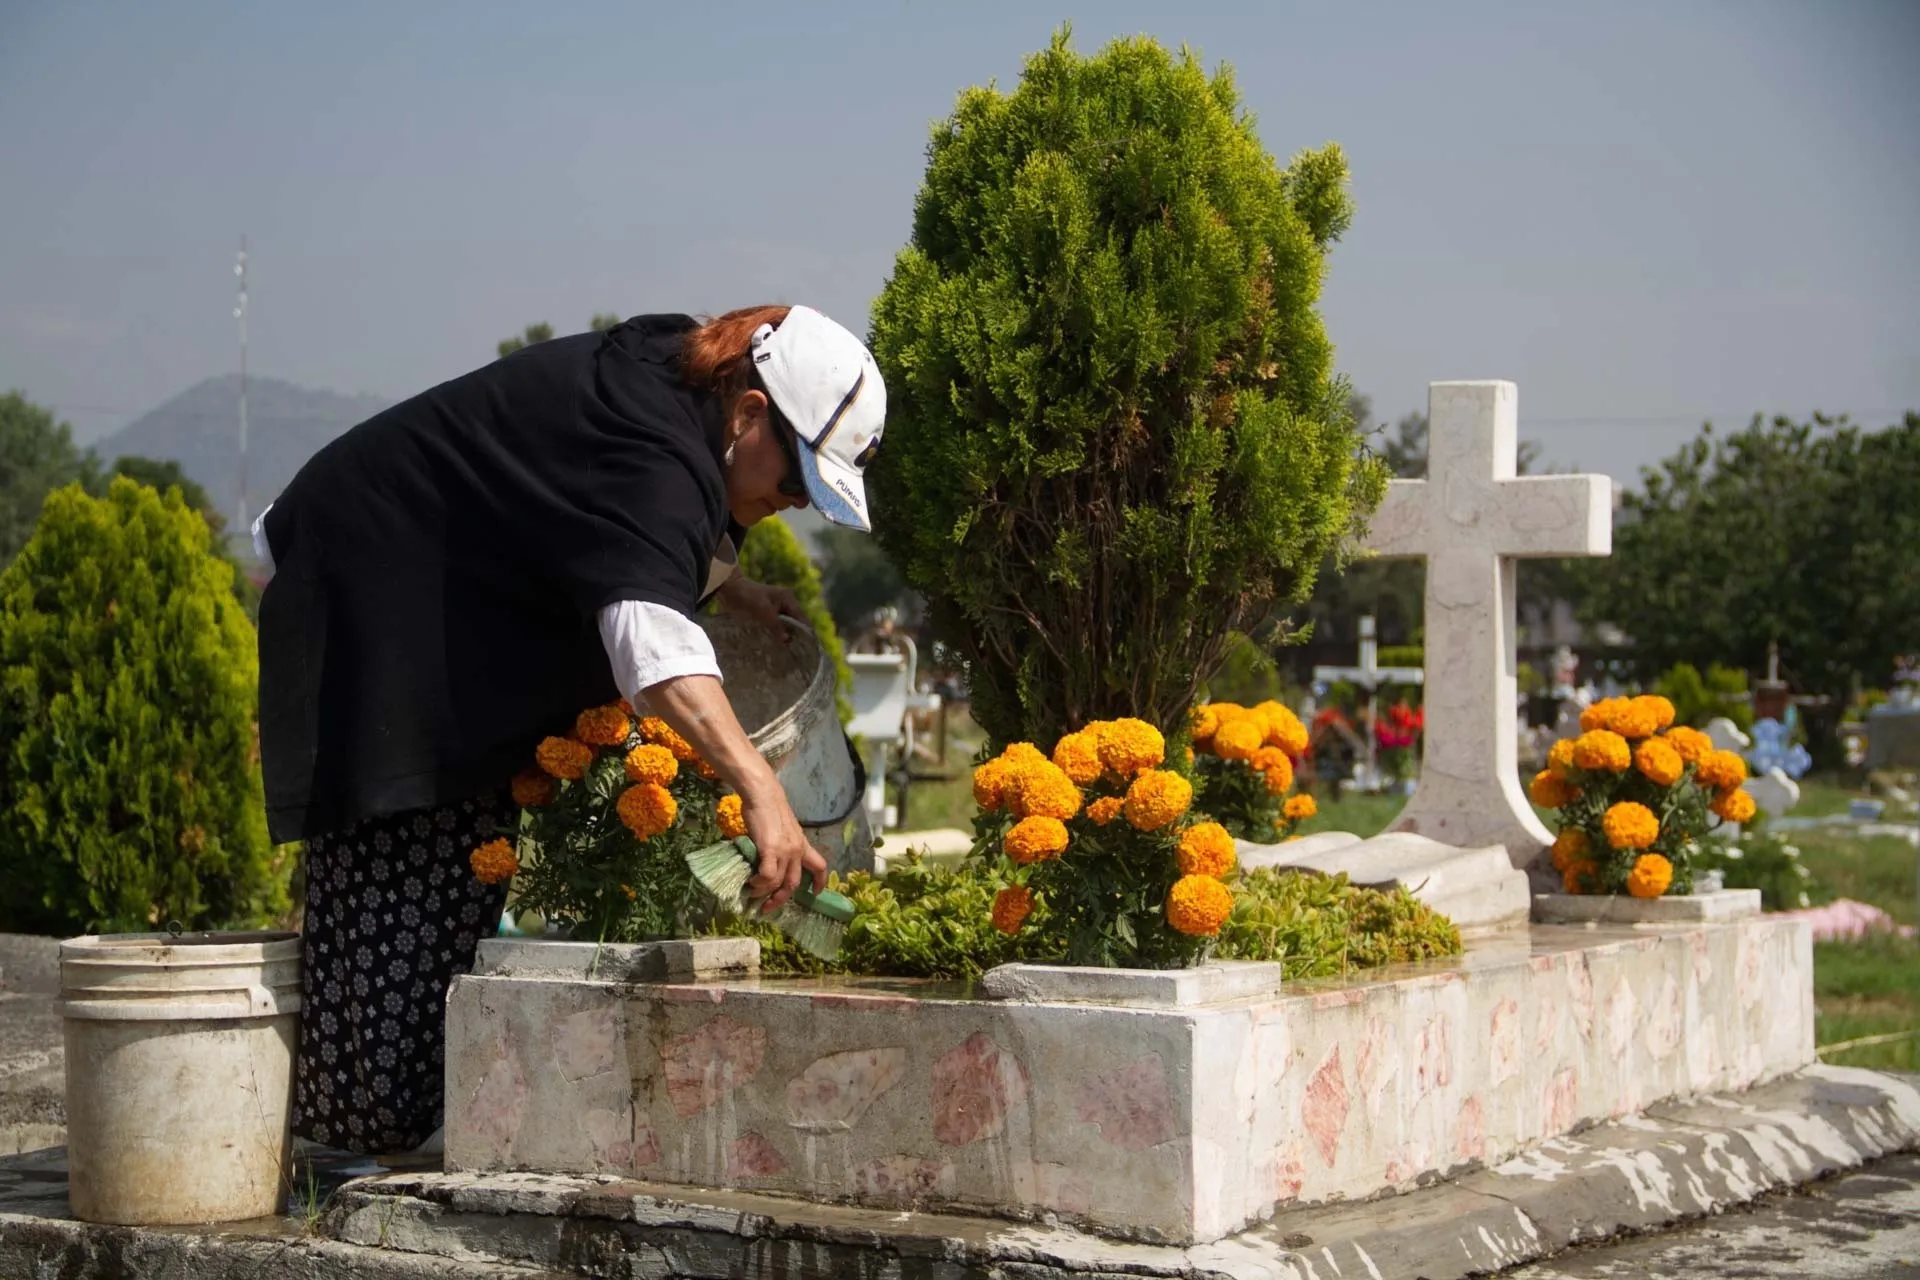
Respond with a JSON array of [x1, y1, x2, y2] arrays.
[[643, 674, 825, 912]]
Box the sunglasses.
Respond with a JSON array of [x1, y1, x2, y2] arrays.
[[751, 370, 810, 500]]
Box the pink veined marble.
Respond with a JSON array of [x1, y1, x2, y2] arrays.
[[1543, 1067, 1579, 1136], [1357, 1015, 1398, 1121], [1568, 954, 1596, 1040], [465, 1039, 530, 1153], [1415, 1013, 1454, 1097], [1604, 978, 1638, 1060], [552, 1005, 620, 1082], [663, 1015, 767, 1118], [931, 1032, 1029, 1147], [1273, 1141, 1307, 1199], [582, 1106, 645, 1169], [1689, 931, 1714, 985], [1010, 1158, 1095, 1215], [852, 1155, 955, 1201], [1072, 1054, 1177, 1151], [1489, 999, 1521, 1086], [785, 1046, 908, 1132], [1302, 1044, 1351, 1168], [1455, 1095, 1486, 1160], [726, 1131, 789, 1178], [1532, 990, 1560, 1058], [1645, 974, 1682, 1061]]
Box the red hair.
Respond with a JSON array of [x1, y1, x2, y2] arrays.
[[680, 305, 791, 406]]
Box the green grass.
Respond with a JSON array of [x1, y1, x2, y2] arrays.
[[1791, 818, 1919, 1071]]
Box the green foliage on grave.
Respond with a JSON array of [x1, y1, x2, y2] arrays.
[[715, 855, 1462, 980], [1654, 661, 1752, 732], [868, 28, 1387, 749], [735, 517, 853, 723], [1582, 411, 1920, 763], [0, 479, 287, 934], [1694, 815, 1815, 913]]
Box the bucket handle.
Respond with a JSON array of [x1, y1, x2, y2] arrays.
[[796, 731, 868, 831]]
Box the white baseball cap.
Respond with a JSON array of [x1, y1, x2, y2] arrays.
[[749, 306, 886, 531]]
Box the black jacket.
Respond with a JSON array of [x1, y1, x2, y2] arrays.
[[257, 315, 731, 843]]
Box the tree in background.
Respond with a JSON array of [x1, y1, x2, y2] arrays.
[[0, 479, 286, 934], [107, 455, 223, 535], [1, 391, 100, 565], [497, 313, 623, 360], [1582, 412, 1920, 762], [734, 518, 853, 723], [814, 524, 913, 637], [869, 30, 1385, 747]]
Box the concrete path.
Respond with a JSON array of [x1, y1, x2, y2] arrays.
[[0, 933, 63, 1157], [1505, 1151, 1920, 1278]]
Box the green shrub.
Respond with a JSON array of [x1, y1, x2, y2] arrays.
[[0, 479, 285, 934], [718, 855, 1461, 981], [1695, 817, 1815, 911], [1216, 867, 1462, 976], [868, 29, 1385, 749], [1655, 661, 1751, 731], [736, 518, 853, 723]]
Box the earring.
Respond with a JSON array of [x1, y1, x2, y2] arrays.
[[724, 443, 737, 466]]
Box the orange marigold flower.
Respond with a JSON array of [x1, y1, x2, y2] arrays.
[[638, 716, 697, 761], [1547, 738, 1578, 779], [1250, 746, 1288, 774], [1264, 764, 1296, 797], [1176, 822, 1237, 878], [1190, 704, 1221, 743], [623, 743, 679, 787], [694, 757, 718, 780], [574, 705, 632, 747], [716, 794, 748, 839], [991, 885, 1034, 934], [1572, 730, 1632, 772], [510, 768, 557, 807], [1529, 769, 1579, 809], [535, 736, 594, 780], [1662, 726, 1712, 765], [1283, 794, 1317, 822], [1562, 859, 1598, 895], [1711, 787, 1757, 824], [1606, 699, 1662, 740], [973, 758, 1015, 811], [1695, 750, 1748, 791], [1549, 827, 1590, 871], [1579, 698, 1622, 733], [1634, 695, 1676, 733], [1098, 718, 1165, 776], [1213, 718, 1263, 761], [1001, 743, 1048, 768], [1626, 853, 1674, 899], [1051, 732, 1105, 785], [1634, 738, 1684, 788], [1602, 801, 1660, 851], [1166, 874, 1234, 937], [469, 838, 519, 884], [617, 783, 677, 840], [1124, 769, 1192, 832], [1005, 815, 1069, 864], [1087, 796, 1125, 826], [1256, 701, 1309, 755], [1010, 761, 1083, 821], [621, 883, 637, 900]]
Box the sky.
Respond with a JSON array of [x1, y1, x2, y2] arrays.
[[2, 0, 1916, 488]]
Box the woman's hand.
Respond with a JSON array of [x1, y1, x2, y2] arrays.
[[716, 576, 805, 641], [739, 780, 828, 914]]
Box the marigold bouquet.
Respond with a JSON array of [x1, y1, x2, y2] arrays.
[[972, 717, 1244, 968], [1529, 695, 1758, 898], [1186, 700, 1319, 842], [467, 701, 750, 942]]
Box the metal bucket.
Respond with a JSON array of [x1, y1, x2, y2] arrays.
[[700, 615, 873, 876]]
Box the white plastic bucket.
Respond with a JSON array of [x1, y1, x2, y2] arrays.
[[60, 930, 301, 1224], [702, 615, 874, 876]]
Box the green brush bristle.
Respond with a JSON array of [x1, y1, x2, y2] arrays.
[[773, 881, 856, 962], [685, 836, 756, 914]]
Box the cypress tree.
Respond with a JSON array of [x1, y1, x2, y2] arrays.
[[0, 478, 286, 934]]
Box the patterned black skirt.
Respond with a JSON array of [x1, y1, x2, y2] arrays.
[[291, 790, 517, 1153]]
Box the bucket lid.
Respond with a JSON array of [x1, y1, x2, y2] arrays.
[[61, 930, 301, 1021]]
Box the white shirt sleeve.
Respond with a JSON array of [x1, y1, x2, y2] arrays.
[[597, 601, 722, 711], [251, 503, 276, 577]]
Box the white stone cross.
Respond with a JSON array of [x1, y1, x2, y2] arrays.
[[1363, 382, 1612, 870]]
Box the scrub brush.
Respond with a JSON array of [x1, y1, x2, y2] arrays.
[[684, 836, 856, 962]]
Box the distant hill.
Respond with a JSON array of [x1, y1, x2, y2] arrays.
[[94, 375, 390, 523]]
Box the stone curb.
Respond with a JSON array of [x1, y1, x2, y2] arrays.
[[2, 1066, 1914, 1279]]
